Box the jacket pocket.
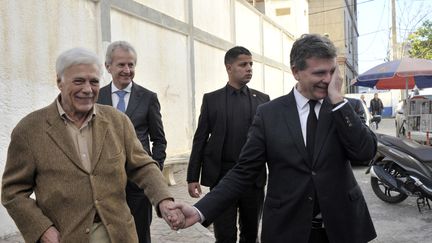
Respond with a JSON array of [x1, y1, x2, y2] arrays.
[[265, 196, 281, 208]]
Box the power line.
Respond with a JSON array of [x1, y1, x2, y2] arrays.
[[309, 0, 375, 15], [358, 0, 388, 55]]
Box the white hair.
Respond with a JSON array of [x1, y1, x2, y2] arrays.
[[105, 41, 137, 65], [55, 47, 102, 81]]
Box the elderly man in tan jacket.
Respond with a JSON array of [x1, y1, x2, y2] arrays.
[[1, 47, 183, 243]]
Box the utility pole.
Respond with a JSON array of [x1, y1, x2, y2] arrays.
[[391, 0, 397, 60]]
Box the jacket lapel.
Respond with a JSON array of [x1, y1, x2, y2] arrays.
[[249, 88, 259, 118], [282, 92, 310, 167], [90, 108, 109, 172], [220, 86, 228, 133], [45, 102, 87, 172], [99, 83, 113, 106], [313, 98, 333, 166], [125, 83, 141, 117]]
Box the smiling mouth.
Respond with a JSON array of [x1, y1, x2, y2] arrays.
[[76, 96, 94, 100], [315, 85, 328, 90]]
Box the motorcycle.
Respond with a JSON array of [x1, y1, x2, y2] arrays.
[[366, 133, 432, 212]]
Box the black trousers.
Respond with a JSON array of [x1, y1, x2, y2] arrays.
[[308, 228, 329, 243], [126, 182, 153, 243], [211, 185, 264, 243]]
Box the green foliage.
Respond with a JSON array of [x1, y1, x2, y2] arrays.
[[408, 20, 432, 59]]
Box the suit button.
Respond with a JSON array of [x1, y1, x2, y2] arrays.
[[311, 171, 316, 176], [308, 196, 313, 201], [85, 228, 90, 234]]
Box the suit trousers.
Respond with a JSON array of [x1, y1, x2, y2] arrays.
[[211, 184, 264, 243], [89, 222, 110, 243], [127, 192, 153, 243], [308, 228, 329, 243]]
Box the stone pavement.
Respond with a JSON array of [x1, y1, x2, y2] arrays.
[[0, 163, 215, 243], [149, 163, 215, 243]]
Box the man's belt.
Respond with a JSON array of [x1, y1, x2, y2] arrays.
[[312, 217, 324, 229]]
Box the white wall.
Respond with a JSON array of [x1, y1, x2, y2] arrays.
[[235, 1, 262, 54], [0, 0, 101, 236], [133, 0, 187, 22], [193, 0, 232, 41], [110, 9, 191, 154]]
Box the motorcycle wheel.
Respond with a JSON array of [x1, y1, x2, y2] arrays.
[[370, 162, 408, 204]]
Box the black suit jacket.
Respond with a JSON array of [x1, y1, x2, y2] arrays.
[[347, 97, 366, 124], [195, 90, 377, 243], [187, 85, 270, 188], [97, 82, 167, 167]]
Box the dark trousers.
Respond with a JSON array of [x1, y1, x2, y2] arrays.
[[211, 185, 264, 243], [308, 228, 329, 243], [126, 182, 153, 243]]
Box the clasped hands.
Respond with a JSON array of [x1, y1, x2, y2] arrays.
[[159, 199, 201, 230]]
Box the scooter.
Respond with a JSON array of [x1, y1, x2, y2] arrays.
[[366, 133, 432, 212]]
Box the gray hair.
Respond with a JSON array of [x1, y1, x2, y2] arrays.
[[105, 41, 137, 65], [56, 47, 102, 82], [290, 34, 337, 71]]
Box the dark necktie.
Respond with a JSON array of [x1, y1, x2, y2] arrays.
[[115, 90, 127, 112], [307, 100, 321, 218], [306, 100, 318, 161]]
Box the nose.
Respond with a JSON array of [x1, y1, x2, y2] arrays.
[[246, 63, 252, 72], [322, 72, 332, 83], [82, 81, 93, 93], [122, 66, 130, 73]]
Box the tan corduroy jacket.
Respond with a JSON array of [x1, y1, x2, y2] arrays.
[[1, 101, 172, 243]]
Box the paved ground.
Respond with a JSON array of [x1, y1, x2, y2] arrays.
[[1, 119, 431, 242]]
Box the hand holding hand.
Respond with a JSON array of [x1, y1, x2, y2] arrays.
[[159, 199, 185, 230], [328, 64, 344, 104], [188, 182, 202, 198], [169, 201, 201, 229], [40, 226, 60, 243]]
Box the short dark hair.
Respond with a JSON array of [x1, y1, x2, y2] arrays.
[[290, 34, 337, 70], [224, 46, 252, 65]]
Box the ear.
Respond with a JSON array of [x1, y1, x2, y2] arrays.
[[225, 63, 232, 73], [105, 62, 111, 73], [57, 77, 63, 90], [56, 75, 61, 86], [291, 66, 300, 80]]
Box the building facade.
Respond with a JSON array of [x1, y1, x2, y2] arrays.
[[308, 0, 359, 93]]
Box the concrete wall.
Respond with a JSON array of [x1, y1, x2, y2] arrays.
[[0, 0, 305, 236], [0, 0, 102, 235]]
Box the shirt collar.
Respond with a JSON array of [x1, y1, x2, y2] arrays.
[[227, 83, 247, 95], [56, 96, 96, 123], [293, 85, 323, 110], [111, 82, 132, 93]]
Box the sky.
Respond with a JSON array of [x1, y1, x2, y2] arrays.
[[357, 0, 432, 74]]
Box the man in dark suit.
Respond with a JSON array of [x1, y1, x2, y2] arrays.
[[174, 34, 377, 243], [97, 41, 167, 243], [187, 46, 270, 243]]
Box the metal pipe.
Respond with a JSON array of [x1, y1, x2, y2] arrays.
[[410, 176, 432, 195]]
